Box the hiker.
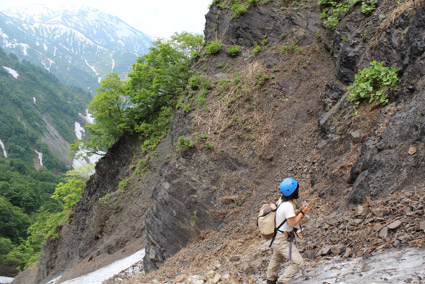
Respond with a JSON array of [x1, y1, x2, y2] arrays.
[[266, 177, 309, 284]]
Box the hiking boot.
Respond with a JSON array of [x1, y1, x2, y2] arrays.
[[266, 280, 277, 284]]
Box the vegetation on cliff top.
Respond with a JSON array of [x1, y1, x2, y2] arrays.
[[71, 32, 203, 157]]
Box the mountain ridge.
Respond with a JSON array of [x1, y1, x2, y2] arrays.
[[0, 5, 152, 92]]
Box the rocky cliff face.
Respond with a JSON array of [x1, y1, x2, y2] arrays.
[[14, 1, 425, 283], [315, 0, 425, 205]]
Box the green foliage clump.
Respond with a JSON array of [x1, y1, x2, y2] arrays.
[[226, 45, 241, 57], [281, 40, 300, 56], [189, 75, 201, 90], [231, 2, 247, 18], [252, 45, 265, 55], [361, 0, 376, 15], [205, 40, 223, 55], [319, 0, 377, 30], [347, 61, 400, 114], [255, 72, 270, 87], [177, 136, 195, 150]]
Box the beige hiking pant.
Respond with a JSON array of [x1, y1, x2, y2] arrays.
[[266, 233, 304, 283]]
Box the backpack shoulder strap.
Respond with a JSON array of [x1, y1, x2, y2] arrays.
[[269, 218, 287, 247], [268, 203, 287, 247]]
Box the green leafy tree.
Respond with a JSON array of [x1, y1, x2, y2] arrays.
[[0, 197, 31, 243], [51, 164, 94, 210], [71, 73, 130, 156], [71, 32, 203, 156], [7, 164, 94, 270]]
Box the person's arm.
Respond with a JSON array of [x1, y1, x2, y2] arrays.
[[287, 204, 309, 228]]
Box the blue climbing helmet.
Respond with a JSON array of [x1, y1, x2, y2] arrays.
[[280, 177, 299, 197]]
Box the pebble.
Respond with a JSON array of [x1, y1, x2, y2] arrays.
[[388, 220, 402, 230]]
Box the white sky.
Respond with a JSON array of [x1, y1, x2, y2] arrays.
[[0, 0, 212, 39]]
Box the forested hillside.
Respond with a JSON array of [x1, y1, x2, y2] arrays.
[[0, 47, 90, 168], [0, 47, 92, 276]]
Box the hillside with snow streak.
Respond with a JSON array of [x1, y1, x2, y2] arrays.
[[0, 4, 152, 92]]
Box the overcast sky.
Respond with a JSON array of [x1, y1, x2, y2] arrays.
[[0, 0, 212, 39]]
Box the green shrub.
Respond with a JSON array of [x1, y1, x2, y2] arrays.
[[197, 89, 209, 108], [231, 3, 247, 18], [347, 61, 400, 114], [255, 72, 270, 87], [177, 136, 195, 150], [361, 0, 376, 15], [205, 41, 223, 55], [201, 79, 213, 90], [319, 0, 376, 30], [189, 75, 201, 90], [281, 40, 300, 55], [252, 45, 265, 55], [248, 0, 259, 6], [226, 45, 241, 57]]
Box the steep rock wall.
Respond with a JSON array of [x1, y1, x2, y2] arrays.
[[316, 0, 425, 205]]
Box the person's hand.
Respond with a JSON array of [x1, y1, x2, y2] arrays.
[[302, 203, 309, 214]]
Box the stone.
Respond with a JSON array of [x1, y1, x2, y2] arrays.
[[420, 221, 425, 232], [343, 247, 352, 258], [379, 227, 388, 239], [373, 223, 382, 231], [212, 273, 222, 283], [388, 220, 402, 230], [229, 255, 240, 262], [356, 205, 365, 216], [175, 274, 188, 283], [331, 244, 346, 255], [205, 271, 216, 279], [352, 218, 364, 225], [188, 275, 206, 284], [317, 245, 332, 256], [408, 146, 417, 155], [222, 274, 231, 281], [211, 260, 222, 270]]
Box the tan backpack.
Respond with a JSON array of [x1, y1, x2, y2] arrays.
[[257, 199, 296, 246], [257, 203, 279, 239]]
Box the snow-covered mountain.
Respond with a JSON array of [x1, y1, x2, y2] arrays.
[[0, 5, 152, 92]]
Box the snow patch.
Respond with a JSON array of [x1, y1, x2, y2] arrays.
[[35, 150, 43, 167], [33, 97, 36, 104], [46, 249, 145, 284], [0, 276, 13, 283], [111, 53, 115, 71], [72, 112, 103, 168], [41, 57, 55, 71], [21, 43, 29, 55], [2, 66, 19, 79], [291, 247, 425, 284], [79, 109, 94, 123], [84, 57, 99, 76], [74, 121, 85, 140], [0, 139, 7, 158]]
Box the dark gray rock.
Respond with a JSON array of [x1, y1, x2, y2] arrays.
[[323, 81, 346, 111]]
